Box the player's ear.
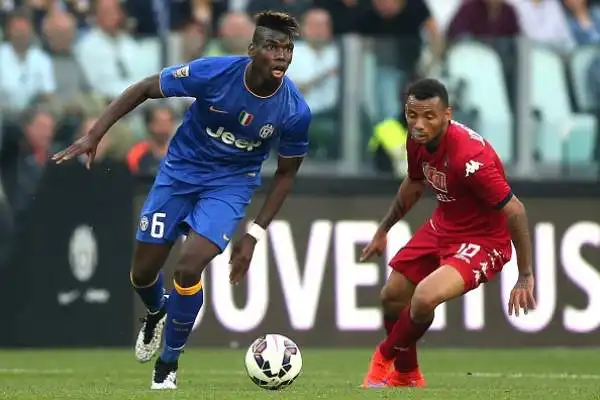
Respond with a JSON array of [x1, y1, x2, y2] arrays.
[[248, 42, 256, 57], [446, 106, 453, 121]]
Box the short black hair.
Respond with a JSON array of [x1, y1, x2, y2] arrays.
[[253, 11, 300, 40], [406, 78, 449, 107]]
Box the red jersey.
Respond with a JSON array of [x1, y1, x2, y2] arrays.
[[407, 121, 512, 248]]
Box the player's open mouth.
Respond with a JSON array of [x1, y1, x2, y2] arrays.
[[411, 131, 428, 143], [272, 66, 286, 78]]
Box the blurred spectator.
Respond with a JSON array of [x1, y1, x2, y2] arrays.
[[2, 109, 56, 216], [205, 11, 254, 56], [180, 20, 208, 62], [1, 0, 90, 34], [42, 10, 91, 105], [287, 8, 339, 159], [74, 0, 144, 100], [447, 0, 521, 107], [246, 0, 313, 19], [125, 0, 196, 37], [126, 105, 174, 176], [0, 9, 56, 113], [563, 0, 600, 44], [18, 0, 56, 34], [506, 0, 575, 53], [313, 0, 364, 34], [359, 0, 444, 122], [61, 0, 93, 31], [287, 9, 339, 113], [368, 112, 408, 177], [447, 0, 520, 40], [0, 0, 18, 30]]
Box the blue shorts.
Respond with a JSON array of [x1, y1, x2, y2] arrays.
[[136, 173, 256, 251]]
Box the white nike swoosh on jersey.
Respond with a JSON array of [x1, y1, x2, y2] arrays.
[[209, 106, 228, 113]]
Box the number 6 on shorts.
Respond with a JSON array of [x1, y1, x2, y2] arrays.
[[151, 212, 166, 239]]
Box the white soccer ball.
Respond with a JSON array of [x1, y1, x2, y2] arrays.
[[244, 334, 303, 390]]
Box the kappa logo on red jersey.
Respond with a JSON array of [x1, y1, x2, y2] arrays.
[[422, 163, 448, 193], [465, 160, 483, 177]]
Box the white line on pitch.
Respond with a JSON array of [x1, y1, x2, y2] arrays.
[[0, 368, 73, 375], [2, 369, 599, 381], [432, 372, 600, 380]]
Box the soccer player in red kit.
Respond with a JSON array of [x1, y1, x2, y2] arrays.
[[360, 79, 537, 388]]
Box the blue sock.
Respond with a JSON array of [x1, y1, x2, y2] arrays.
[[132, 271, 165, 313], [160, 280, 204, 363]]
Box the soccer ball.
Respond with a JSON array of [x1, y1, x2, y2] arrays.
[[244, 334, 303, 390]]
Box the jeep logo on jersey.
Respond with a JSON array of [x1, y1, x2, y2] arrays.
[[206, 126, 262, 151]]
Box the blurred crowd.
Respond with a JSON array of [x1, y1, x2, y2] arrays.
[[1, 0, 600, 237]]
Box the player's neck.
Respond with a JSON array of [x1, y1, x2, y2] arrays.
[[244, 62, 283, 98], [425, 125, 448, 153]]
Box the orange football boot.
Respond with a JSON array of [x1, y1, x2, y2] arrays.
[[385, 368, 427, 388], [360, 344, 394, 388]]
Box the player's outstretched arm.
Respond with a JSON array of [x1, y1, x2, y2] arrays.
[[360, 177, 424, 261], [229, 105, 310, 285], [378, 177, 425, 234], [253, 155, 303, 230], [501, 196, 536, 316], [229, 155, 304, 285], [460, 151, 536, 316], [52, 74, 164, 168]]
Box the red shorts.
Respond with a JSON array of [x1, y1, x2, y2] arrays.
[[389, 220, 512, 293]]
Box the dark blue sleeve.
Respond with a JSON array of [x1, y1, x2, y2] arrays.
[[279, 104, 311, 157], [159, 58, 214, 98]]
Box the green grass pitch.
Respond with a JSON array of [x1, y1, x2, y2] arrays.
[[1, 348, 599, 399]]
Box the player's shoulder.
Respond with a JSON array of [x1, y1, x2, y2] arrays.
[[186, 55, 248, 78], [447, 121, 504, 176], [447, 120, 490, 159], [281, 77, 312, 119]]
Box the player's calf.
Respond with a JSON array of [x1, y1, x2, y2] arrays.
[[159, 268, 205, 364], [131, 241, 174, 362], [380, 271, 415, 334], [132, 270, 170, 363], [155, 231, 218, 388], [362, 272, 416, 388], [409, 265, 465, 322], [379, 266, 464, 365]]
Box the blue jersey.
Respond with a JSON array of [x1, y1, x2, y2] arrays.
[[158, 56, 311, 187]]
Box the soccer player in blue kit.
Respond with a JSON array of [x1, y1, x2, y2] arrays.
[[52, 11, 310, 390]]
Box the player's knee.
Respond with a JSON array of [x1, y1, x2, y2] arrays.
[[130, 266, 157, 288], [173, 251, 210, 287], [173, 263, 203, 288], [380, 286, 408, 316], [411, 284, 441, 317]]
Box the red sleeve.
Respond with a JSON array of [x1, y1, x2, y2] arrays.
[[407, 139, 424, 181], [462, 151, 512, 208]]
